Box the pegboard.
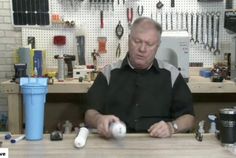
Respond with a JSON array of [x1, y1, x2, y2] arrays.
[[21, 0, 233, 68]]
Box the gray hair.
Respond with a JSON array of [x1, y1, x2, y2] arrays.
[[130, 17, 162, 35]]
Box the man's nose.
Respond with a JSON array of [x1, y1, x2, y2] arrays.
[[139, 42, 147, 52]]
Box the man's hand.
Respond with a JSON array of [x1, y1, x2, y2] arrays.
[[95, 114, 120, 138], [148, 121, 173, 138]]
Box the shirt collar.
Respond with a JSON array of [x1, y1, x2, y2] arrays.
[[121, 53, 160, 72]]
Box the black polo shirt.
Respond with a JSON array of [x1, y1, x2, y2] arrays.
[[86, 56, 194, 132]]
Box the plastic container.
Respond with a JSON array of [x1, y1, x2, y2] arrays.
[[20, 77, 48, 140]]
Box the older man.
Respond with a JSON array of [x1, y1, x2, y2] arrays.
[[85, 17, 195, 138]]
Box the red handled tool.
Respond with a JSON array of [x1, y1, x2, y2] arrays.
[[127, 8, 133, 29], [100, 10, 104, 29]]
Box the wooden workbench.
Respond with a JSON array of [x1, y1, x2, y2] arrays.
[[1, 76, 236, 134], [1, 133, 235, 158]]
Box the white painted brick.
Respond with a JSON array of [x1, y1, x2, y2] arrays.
[[5, 30, 21, 37], [15, 38, 22, 44], [0, 65, 11, 71], [0, 2, 3, 9], [0, 23, 14, 30], [0, 31, 4, 37], [0, 52, 14, 58], [4, 16, 11, 23], [0, 78, 10, 83], [0, 72, 6, 78], [0, 16, 4, 23], [0, 9, 10, 16], [6, 71, 13, 78], [5, 44, 21, 51], [0, 44, 5, 50], [0, 58, 13, 64], [0, 58, 6, 64], [3, 2, 10, 9], [0, 37, 15, 44]]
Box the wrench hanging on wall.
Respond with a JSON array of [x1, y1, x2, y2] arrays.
[[176, 12, 179, 30], [204, 12, 210, 50], [170, 12, 173, 30], [194, 13, 199, 44], [185, 12, 189, 32], [180, 12, 184, 30], [200, 13, 205, 45], [214, 12, 221, 55], [210, 12, 215, 52], [190, 13, 194, 43], [165, 12, 168, 30]]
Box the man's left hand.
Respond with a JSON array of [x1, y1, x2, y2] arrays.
[[148, 120, 173, 138]]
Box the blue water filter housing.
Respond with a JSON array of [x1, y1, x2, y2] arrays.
[[20, 77, 48, 140]]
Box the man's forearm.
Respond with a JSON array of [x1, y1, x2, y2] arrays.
[[84, 109, 101, 128], [173, 114, 195, 133]]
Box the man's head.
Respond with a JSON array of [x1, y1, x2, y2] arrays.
[[128, 17, 162, 70]]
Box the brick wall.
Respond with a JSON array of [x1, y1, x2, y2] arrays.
[[0, 0, 22, 111]]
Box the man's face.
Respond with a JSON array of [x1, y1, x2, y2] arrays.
[[128, 23, 161, 69]]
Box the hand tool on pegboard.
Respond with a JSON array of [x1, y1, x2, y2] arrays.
[[127, 8, 133, 30], [194, 13, 200, 44], [115, 21, 124, 58], [185, 12, 189, 32], [200, 13, 205, 45], [98, 10, 107, 54], [214, 12, 221, 55], [27, 37, 35, 49], [111, 0, 114, 11], [180, 12, 184, 30], [176, 12, 179, 30], [170, 12, 173, 30], [171, 0, 175, 8], [210, 12, 215, 52], [190, 13, 194, 43], [137, 5, 143, 17], [156, 1, 164, 27], [165, 12, 168, 30], [204, 12, 210, 50]]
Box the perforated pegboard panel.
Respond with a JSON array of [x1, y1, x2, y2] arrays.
[[22, 0, 233, 68]]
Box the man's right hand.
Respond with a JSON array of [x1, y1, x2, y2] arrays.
[[95, 114, 120, 138]]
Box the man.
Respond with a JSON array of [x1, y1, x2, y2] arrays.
[[85, 17, 195, 138]]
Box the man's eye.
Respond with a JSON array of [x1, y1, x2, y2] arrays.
[[144, 42, 152, 46], [134, 39, 141, 43]]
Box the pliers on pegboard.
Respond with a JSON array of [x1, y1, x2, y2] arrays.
[[116, 43, 121, 58], [127, 8, 133, 29]]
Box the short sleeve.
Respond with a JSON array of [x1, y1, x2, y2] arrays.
[[171, 74, 194, 118], [86, 72, 109, 113]]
